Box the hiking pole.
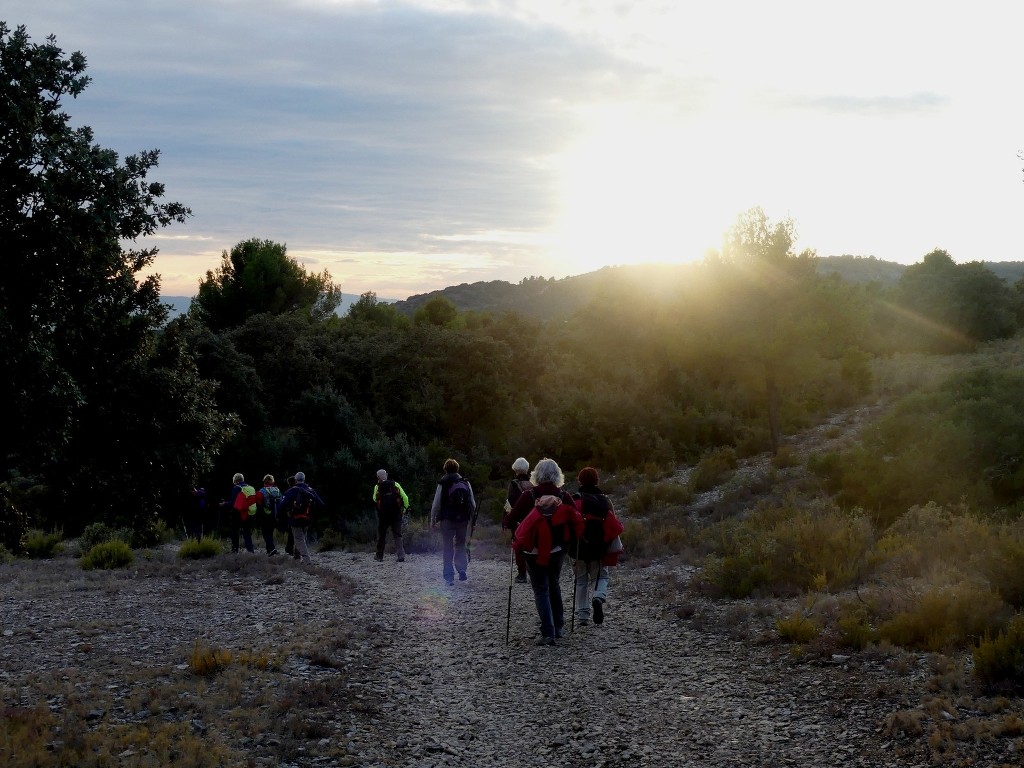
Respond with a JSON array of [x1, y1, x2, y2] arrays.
[[505, 546, 514, 645], [570, 537, 579, 634]]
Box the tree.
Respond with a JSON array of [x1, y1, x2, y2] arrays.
[[0, 25, 232, 535], [194, 238, 341, 331]]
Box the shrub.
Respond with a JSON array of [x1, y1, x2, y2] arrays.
[[178, 537, 222, 559], [189, 643, 233, 676], [697, 501, 873, 598], [688, 447, 738, 493], [0, 482, 27, 554], [878, 582, 1010, 652], [78, 521, 115, 552], [837, 603, 875, 650], [80, 539, 134, 570], [973, 614, 1024, 687], [776, 612, 819, 643], [24, 529, 63, 559], [626, 480, 692, 517]]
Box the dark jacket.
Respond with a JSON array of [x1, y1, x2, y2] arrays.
[[503, 481, 573, 530]]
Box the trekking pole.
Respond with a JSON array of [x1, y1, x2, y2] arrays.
[[505, 546, 514, 645], [570, 537, 579, 634]]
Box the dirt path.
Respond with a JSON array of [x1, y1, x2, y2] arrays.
[[317, 548, 920, 768]]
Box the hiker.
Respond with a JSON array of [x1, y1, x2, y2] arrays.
[[258, 474, 283, 556], [187, 486, 207, 540], [280, 471, 324, 562], [225, 473, 257, 553], [282, 475, 296, 556], [503, 457, 533, 583], [429, 458, 478, 586], [571, 467, 625, 626], [513, 458, 584, 645], [372, 469, 410, 562]]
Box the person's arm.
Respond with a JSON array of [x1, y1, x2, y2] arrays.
[[372, 484, 379, 504], [396, 483, 410, 510]]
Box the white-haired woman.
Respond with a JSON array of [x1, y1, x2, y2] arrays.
[[503, 457, 533, 583], [510, 458, 582, 644]]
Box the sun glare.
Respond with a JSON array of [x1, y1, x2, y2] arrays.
[[553, 107, 739, 276]]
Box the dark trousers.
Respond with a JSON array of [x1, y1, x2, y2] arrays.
[[230, 515, 254, 553], [259, 516, 276, 553], [525, 551, 565, 639], [376, 509, 402, 557]]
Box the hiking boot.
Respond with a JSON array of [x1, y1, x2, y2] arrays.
[[397, 556, 405, 562], [578, 618, 591, 626], [458, 571, 467, 581], [445, 577, 455, 586], [269, 549, 279, 556], [534, 636, 555, 646], [515, 573, 528, 584], [592, 597, 604, 625], [374, 554, 384, 562], [555, 627, 565, 639]]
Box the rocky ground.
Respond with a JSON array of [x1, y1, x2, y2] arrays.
[[2, 540, 1022, 767]]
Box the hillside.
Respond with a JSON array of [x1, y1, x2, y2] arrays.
[[393, 257, 1024, 320]]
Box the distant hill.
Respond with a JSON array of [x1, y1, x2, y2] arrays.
[[160, 293, 389, 321]]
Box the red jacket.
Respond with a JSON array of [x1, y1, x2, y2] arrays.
[[514, 496, 584, 566]]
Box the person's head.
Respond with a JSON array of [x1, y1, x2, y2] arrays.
[[263, 474, 275, 485], [511, 457, 529, 474], [531, 458, 564, 488], [376, 469, 388, 481], [295, 471, 306, 483], [232, 472, 244, 484], [577, 467, 600, 488], [287, 475, 296, 487], [443, 458, 459, 474]]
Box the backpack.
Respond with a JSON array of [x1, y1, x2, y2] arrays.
[[378, 479, 402, 515], [261, 485, 282, 516], [532, 489, 575, 552], [233, 484, 258, 521], [577, 492, 611, 560], [287, 486, 319, 526], [446, 478, 473, 523], [508, 478, 532, 507]]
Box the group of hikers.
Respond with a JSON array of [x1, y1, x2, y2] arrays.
[[188, 455, 624, 645], [188, 471, 325, 562], [375, 455, 625, 645]]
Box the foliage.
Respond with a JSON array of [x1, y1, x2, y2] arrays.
[[178, 536, 223, 559], [0, 482, 27, 554], [688, 447, 738, 492], [24, 529, 63, 559], [80, 539, 134, 570], [973, 614, 1024, 687], [194, 238, 341, 332], [821, 368, 1024, 526], [698, 501, 873, 598], [776, 612, 819, 643], [876, 582, 1008, 653], [0, 25, 232, 538]]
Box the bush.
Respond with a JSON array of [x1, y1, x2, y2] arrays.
[[78, 522, 115, 552], [776, 612, 819, 643], [974, 614, 1024, 687], [24, 529, 63, 559], [688, 447, 738, 493], [697, 501, 873, 598], [80, 539, 134, 570], [626, 480, 692, 517], [878, 582, 1009, 652], [178, 537, 222, 559], [0, 482, 27, 554]]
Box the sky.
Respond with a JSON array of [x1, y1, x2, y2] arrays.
[[7, 1, 1024, 299]]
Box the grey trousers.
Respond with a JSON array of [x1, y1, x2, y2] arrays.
[[573, 559, 609, 619]]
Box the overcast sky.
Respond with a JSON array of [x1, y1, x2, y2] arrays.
[[8, 1, 1024, 298]]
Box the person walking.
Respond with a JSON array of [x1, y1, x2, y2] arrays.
[[186, 486, 208, 541], [225, 473, 257, 553], [372, 469, 410, 562], [571, 467, 625, 626], [502, 457, 533, 583], [257, 474, 283, 556], [513, 458, 584, 645], [280, 471, 324, 562], [429, 458, 477, 586]]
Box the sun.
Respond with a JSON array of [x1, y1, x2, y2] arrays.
[[552, 106, 737, 276]]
